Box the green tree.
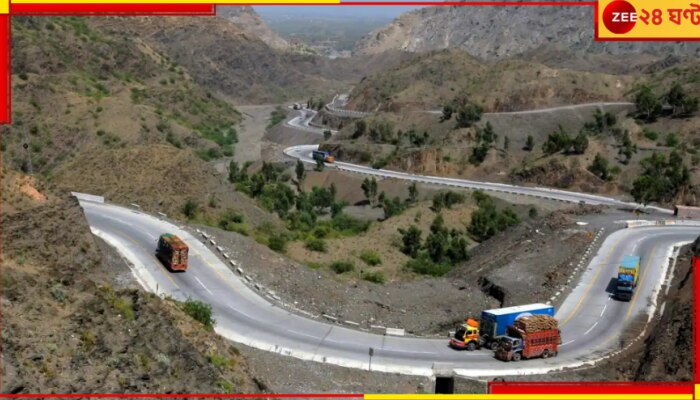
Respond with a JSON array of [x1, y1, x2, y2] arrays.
[[618, 131, 637, 164], [398, 225, 422, 257], [525, 135, 534, 151], [353, 120, 367, 139], [309, 186, 334, 213], [455, 103, 484, 128], [542, 125, 571, 155], [588, 153, 610, 181], [323, 130, 332, 140], [228, 160, 240, 183], [441, 104, 453, 121], [631, 151, 690, 204], [295, 159, 306, 183], [361, 177, 378, 205], [666, 83, 699, 118], [315, 158, 324, 172], [182, 199, 199, 219], [408, 182, 418, 203], [571, 132, 589, 155], [481, 122, 496, 145], [503, 136, 510, 151], [634, 85, 663, 122]]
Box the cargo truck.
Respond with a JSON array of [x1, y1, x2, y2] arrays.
[[615, 255, 640, 301], [449, 303, 555, 351], [312, 150, 334, 164], [156, 233, 189, 271], [495, 315, 560, 361]]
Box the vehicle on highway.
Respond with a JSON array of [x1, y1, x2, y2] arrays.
[[495, 315, 560, 362], [615, 255, 640, 301], [449, 303, 555, 351], [312, 150, 335, 164], [156, 233, 189, 272]]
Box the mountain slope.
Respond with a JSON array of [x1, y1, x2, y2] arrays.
[[217, 6, 291, 51], [354, 4, 700, 64], [346, 49, 633, 112]]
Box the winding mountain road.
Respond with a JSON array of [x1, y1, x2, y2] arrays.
[[77, 100, 698, 378]]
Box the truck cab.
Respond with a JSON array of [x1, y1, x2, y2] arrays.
[[449, 319, 480, 350], [497, 336, 524, 361]]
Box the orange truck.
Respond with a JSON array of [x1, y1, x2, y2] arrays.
[[449, 318, 480, 351], [156, 233, 189, 271]]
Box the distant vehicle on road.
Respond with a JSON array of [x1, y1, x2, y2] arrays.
[[312, 150, 335, 164], [615, 255, 640, 301], [449, 303, 555, 351], [293, 103, 301, 110], [156, 233, 189, 271]]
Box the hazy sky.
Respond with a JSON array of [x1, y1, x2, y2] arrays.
[[253, 5, 423, 20]]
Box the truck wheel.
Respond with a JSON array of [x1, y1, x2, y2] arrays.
[[512, 353, 521, 361], [490, 342, 500, 351], [466, 342, 476, 351], [541, 349, 550, 359]]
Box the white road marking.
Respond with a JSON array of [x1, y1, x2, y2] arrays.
[[373, 348, 439, 355], [288, 330, 321, 340], [194, 276, 213, 295], [600, 304, 608, 317], [560, 340, 575, 347], [584, 321, 600, 336]]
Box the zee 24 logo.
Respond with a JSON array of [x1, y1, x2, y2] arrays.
[[602, 0, 700, 34]]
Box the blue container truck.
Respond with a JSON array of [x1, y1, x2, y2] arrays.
[[478, 303, 555, 350], [615, 255, 640, 301]]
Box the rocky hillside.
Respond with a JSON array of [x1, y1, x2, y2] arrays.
[[2, 169, 262, 393], [346, 48, 633, 112], [354, 4, 700, 65], [217, 6, 291, 51]]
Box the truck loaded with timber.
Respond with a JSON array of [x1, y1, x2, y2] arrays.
[[495, 314, 561, 361], [156, 233, 189, 271]]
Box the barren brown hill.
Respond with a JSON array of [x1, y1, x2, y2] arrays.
[[2, 169, 262, 393], [52, 144, 282, 227], [346, 48, 634, 112]]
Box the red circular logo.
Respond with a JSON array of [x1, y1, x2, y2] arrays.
[[602, 1, 637, 34]]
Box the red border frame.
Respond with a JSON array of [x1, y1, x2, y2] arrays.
[[2, 1, 699, 397]]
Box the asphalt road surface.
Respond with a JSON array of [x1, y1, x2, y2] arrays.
[[76, 99, 697, 378], [80, 198, 697, 377]]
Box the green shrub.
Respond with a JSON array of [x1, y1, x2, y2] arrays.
[[305, 238, 327, 252], [330, 260, 354, 274], [268, 234, 287, 253], [182, 199, 199, 219], [182, 299, 215, 330], [643, 128, 659, 141], [208, 353, 231, 369], [666, 133, 679, 147], [528, 207, 538, 218], [362, 270, 386, 284], [359, 249, 382, 266], [219, 209, 244, 229]]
